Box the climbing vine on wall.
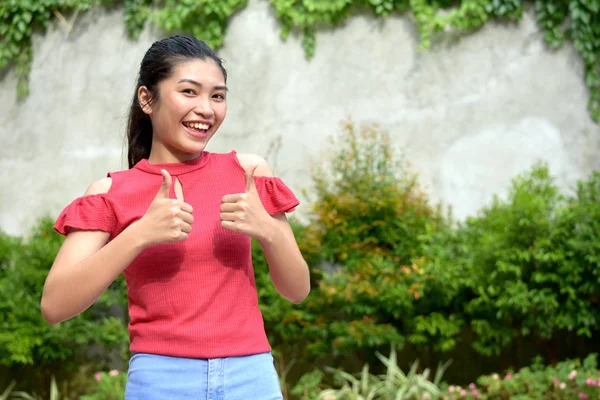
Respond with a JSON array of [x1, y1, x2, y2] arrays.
[[1, 0, 599, 121]]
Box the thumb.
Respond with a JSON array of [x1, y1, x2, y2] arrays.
[[245, 165, 258, 193], [156, 169, 172, 199]]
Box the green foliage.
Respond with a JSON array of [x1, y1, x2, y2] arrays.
[[303, 119, 445, 264], [152, 0, 247, 50], [79, 370, 126, 400], [441, 354, 600, 399], [11, 376, 63, 400], [123, 0, 152, 40], [0, 0, 102, 98], [291, 370, 328, 400], [253, 119, 600, 394], [258, 120, 447, 364], [0, 0, 599, 120], [0, 218, 128, 368], [1, 381, 16, 400], [315, 347, 449, 400], [0, 0, 246, 99], [224, 0, 600, 120], [416, 165, 600, 357]]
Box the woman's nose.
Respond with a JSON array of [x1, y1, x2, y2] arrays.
[[193, 100, 214, 119]]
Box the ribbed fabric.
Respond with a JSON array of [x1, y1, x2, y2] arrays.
[[54, 151, 299, 358]]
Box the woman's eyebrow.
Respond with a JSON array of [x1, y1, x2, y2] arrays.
[[177, 78, 229, 91]]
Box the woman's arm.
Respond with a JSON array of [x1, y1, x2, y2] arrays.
[[42, 178, 146, 324], [42, 222, 147, 324], [258, 212, 310, 304], [42, 170, 194, 324], [231, 154, 310, 304]]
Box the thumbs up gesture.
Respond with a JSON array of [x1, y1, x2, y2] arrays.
[[136, 169, 194, 246], [220, 165, 272, 240]]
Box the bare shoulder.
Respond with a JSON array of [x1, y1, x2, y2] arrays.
[[235, 153, 274, 177], [84, 177, 113, 195]]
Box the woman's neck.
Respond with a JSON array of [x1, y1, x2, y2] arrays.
[[147, 143, 203, 164]]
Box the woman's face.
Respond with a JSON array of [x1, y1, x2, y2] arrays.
[[139, 59, 228, 162]]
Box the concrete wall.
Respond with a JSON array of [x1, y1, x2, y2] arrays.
[[1, 0, 599, 237]]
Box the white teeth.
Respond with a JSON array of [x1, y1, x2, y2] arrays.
[[184, 122, 209, 130]]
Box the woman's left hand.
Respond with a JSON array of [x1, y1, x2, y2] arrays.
[[220, 165, 276, 240]]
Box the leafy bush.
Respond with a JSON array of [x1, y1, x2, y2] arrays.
[[79, 370, 126, 400], [415, 166, 600, 359], [302, 118, 446, 264], [441, 354, 600, 399], [0, 218, 128, 396], [10, 376, 62, 400], [301, 119, 447, 355], [258, 119, 600, 392], [316, 347, 450, 400]]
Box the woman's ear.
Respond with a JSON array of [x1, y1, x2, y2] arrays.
[[138, 86, 153, 115]]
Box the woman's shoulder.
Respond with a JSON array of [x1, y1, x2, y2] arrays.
[[233, 152, 273, 177], [84, 177, 113, 196]]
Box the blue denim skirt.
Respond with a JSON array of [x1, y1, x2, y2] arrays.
[[124, 351, 283, 400]]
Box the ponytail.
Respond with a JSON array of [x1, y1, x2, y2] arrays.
[[126, 89, 153, 168]]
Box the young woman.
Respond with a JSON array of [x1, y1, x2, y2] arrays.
[[41, 35, 310, 399]]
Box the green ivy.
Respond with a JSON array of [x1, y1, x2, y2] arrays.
[[0, 0, 599, 121]]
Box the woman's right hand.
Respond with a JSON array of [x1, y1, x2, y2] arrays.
[[134, 169, 194, 246]]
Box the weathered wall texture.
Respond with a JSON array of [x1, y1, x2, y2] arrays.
[[1, 0, 599, 236]]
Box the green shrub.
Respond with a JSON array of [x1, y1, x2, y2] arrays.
[[314, 347, 449, 400], [0, 218, 128, 367], [0, 218, 128, 397], [299, 120, 447, 357], [302, 118, 446, 264], [416, 165, 600, 358], [441, 354, 600, 399], [79, 370, 126, 400], [258, 119, 600, 392]]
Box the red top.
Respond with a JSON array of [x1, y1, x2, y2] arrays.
[[54, 151, 299, 358]]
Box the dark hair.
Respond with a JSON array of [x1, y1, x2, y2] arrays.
[[126, 36, 227, 168]]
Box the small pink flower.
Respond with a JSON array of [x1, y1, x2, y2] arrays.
[[94, 372, 102, 382], [443, 397, 449, 400], [569, 370, 578, 380], [504, 373, 513, 380], [492, 373, 499, 381], [423, 393, 431, 400], [559, 382, 566, 389], [469, 383, 476, 390], [109, 369, 119, 377], [449, 386, 455, 393], [553, 376, 559, 386], [578, 393, 588, 399], [472, 389, 481, 398], [586, 378, 595, 386], [460, 390, 467, 397]]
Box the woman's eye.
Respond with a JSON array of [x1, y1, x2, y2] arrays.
[[182, 89, 196, 95], [213, 93, 226, 100]]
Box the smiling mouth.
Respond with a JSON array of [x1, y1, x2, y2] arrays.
[[182, 121, 211, 136]]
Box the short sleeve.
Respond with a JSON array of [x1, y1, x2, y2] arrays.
[[255, 176, 299, 215], [54, 194, 116, 236]]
